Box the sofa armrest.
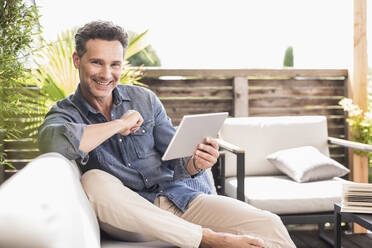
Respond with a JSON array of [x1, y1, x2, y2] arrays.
[[216, 139, 245, 201], [0, 153, 100, 248], [328, 137, 372, 153]]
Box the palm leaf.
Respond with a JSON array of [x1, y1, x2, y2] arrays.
[[41, 74, 66, 101], [35, 29, 79, 97], [125, 30, 149, 60]]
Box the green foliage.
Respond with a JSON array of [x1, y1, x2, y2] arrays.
[[125, 30, 149, 60], [128, 46, 161, 67], [128, 31, 161, 66], [0, 143, 15, 169], [127, 31, 161, 67], [0, 0, 40, 167], [339, 98, 372, 156], [283, 46, 294, 67], [35, 29, 78, 99]]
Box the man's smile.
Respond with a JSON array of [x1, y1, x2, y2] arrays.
[[93, 78, 114, 87]]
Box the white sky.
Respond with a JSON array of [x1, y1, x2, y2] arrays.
[[36, 0, 371, 69]]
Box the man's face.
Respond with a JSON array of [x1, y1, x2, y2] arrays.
[[73, 39, 124, 101]]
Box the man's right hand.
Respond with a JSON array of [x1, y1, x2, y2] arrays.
[[79, 110, 143, 153], [119, 110, 144, 136]]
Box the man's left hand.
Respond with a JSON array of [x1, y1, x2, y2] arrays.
[[192, 137, 219, 172]]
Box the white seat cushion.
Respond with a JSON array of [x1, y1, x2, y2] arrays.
[[225, 176, 346, 214]]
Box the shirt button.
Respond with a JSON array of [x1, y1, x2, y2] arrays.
[[160, 190, 163, 193], [119, 138, 122, 142], [128, 162, 131, 167], [145, 178, 148, 182], [142, 129, 146, 133]]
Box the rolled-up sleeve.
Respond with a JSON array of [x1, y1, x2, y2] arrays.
[[172, 156, 193, 180], [38, 111, 89, 164]]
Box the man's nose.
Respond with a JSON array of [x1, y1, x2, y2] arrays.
[[99, 66, 112, 80]]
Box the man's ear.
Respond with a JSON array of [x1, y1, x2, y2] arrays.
[[72, 51, 80, 69]]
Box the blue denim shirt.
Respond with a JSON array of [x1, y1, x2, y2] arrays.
[[38, 84, 211, 211]]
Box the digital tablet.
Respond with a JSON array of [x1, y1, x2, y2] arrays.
[[162, 112, 228, 161]]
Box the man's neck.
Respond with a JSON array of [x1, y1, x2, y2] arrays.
[[93, 97, 113, 121], [84, 94, 113, 121]]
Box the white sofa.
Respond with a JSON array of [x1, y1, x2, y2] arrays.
[[0, 153, 176, 248], [1, 116, 369, 247]]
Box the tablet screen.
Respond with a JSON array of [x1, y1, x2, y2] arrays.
[[162, 112, 228, 161]]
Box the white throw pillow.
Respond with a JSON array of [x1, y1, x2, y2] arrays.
[[267, 146, 350, 183]]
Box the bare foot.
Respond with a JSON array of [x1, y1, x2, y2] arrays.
[[200, 228, 264, 248]]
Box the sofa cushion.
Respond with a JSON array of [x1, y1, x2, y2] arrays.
[[267, 146, 350, 182], [219, 116, 329, 177], [0, 153, 100, 248], [225, 176, 346, 214]]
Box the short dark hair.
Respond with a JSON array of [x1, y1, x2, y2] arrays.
[[75, 20, 129, 57]]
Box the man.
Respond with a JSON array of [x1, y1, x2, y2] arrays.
[[38, 21, 296, 248]]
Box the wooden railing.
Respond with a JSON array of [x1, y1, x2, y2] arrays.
[[141, 68, 348, 165], [0, 68, 349, 182]]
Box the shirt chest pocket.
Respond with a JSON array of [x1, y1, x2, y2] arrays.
[[130, 119, 157, 158]]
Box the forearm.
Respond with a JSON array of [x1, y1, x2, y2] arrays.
[[79, 119, 125, 153]]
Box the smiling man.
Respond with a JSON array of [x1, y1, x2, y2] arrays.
[[38, 21, 295, 248]]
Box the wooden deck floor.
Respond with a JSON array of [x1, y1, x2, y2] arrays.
[[289, 230, 372, 248]]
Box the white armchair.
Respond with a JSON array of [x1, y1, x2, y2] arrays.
[[215, 116, 372, 244]]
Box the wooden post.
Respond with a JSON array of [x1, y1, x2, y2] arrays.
[[352, 0, 368, 185], [233, 77, 249, 117], [352, 0, 368, 233]]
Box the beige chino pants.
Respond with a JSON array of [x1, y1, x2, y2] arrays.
[[81, 169, 296, 248]]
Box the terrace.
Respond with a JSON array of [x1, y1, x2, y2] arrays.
[[0, 1, 371, 247]]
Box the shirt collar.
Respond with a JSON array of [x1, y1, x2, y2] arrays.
[[71, 84, 97, 116], [113, 85, 131, 105], [71, 84, 131, 116]]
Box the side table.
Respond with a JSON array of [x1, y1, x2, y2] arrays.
[[334, 203, 372, 248]]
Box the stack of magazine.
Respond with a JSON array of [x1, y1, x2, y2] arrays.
[[341, 183, 372, 213]]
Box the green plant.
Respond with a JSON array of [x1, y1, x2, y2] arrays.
[[35, 29, 79, 100], [127, 31, 161, 67], [128, 46, 161, 67], [339, 98, 372, 156], [283, 46, 294, 67], [0, 0, 40, 166]]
